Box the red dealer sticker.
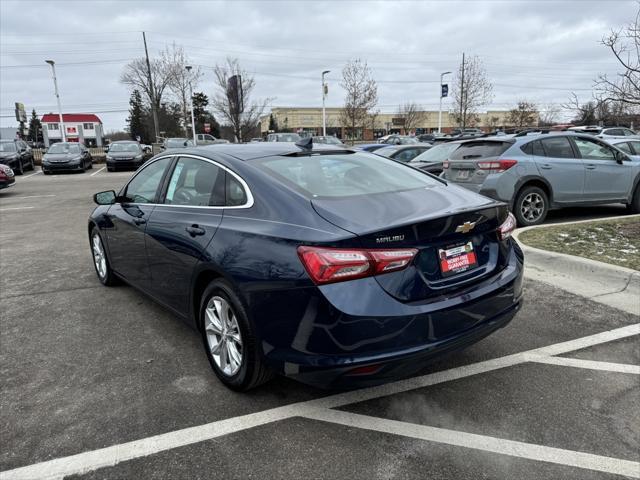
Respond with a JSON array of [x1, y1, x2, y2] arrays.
[[438, 241, 478, 277]]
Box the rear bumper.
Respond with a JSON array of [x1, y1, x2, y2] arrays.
[[256, 241, 524, 388]]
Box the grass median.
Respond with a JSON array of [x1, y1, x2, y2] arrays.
[[518, 216, 640, 271]]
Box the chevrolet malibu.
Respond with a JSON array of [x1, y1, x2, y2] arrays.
[[88, 142, 524, 391]]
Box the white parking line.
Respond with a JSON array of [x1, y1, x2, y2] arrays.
[[1, 323, 637, 480], [525, 354, 640, 374], [0, 207, 35, 212], [8, 195, 56, 200], [22, 170, 42, 179], [302, 409, 640, 479], [90, 167, 106, 176]]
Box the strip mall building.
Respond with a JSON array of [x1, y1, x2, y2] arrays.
[[41, 113, 105, 147]]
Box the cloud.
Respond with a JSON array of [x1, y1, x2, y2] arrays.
[[0, 0, 634, 131]]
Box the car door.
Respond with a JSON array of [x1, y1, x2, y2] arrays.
[[105, 157, 172, 289], [572, 136, 632, 201], [534, 137, 585, 203], [145, 156, 226, 313]]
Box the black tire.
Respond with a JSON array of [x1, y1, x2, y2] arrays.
[[43, 170, 51, 175], [199, 279, 273, 391], [28, 158, 35, 171], [14, 160, 24, 175], [107, 166, 115, 172], [90, 227, 120, 286], [628, 184, 640, 214], [88, 158, 93, 169], [513, 185, 549, 227]]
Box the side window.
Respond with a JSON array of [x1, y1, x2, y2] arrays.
[[164, 157, 225, 206], [124, 157, 171, 204], [630, 141, 640, 154], [624, 129, 637, 137], [532, 140, 545, 156], [394, 149, 414, 162], [540, 137, 574, 159], [616, 142, 633, 154], [226, 173, 248, 206], [607, 129, 623, 136], [573, 138, 615, 161]]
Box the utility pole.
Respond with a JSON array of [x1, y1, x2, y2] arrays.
[[45, 60, 66, 142], [438, 71, 451, 134], [322, 70, 330, 136], [459, 52, 465, 129], [142, 32, 159, 142], [186, 65, 197, 145]]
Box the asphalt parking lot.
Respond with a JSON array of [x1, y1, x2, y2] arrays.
[[1, 167, 639, 480]]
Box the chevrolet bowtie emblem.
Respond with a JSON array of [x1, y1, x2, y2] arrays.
[[455, 221, 476, 234]]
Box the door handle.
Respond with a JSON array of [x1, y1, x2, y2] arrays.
[[185, 224, 206, 237], [540, 164, 552, 170], [585, 164, 596, 170], [133, 218, 146, 226]]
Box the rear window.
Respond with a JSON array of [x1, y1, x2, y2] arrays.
[[254, 153, 440, 198], [450, 141, 511, 160]]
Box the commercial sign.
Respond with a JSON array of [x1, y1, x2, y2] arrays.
[[14, 102, 27, 123], [204, 123, 211, 133], [66, 126, 78, 135], [392, 117, 406, 126], [441, 84, 449, 98]]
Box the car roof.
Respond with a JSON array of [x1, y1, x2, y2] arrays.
[[178, 142, 352, 161]]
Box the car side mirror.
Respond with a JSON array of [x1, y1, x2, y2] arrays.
[[94, 190, 117, 205], [615, 150, 626, 164]]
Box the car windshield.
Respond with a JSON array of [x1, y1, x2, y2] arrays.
[[110, 143, 140, 152], [166, 139, 188, 148], [0, 142, 17, 152], [374, 146, 400, 157], [48, 143, 80, 154], [254, 152, 440, 198], [396, 137, 418, 144], [411, 143, 460, 163]]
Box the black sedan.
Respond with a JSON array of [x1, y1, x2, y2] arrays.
[[89, 141, 523, 391], [375, 144, 432, 163], [0, 139, 35, 175], [407, 142, 464, 175], [106, 141, 150, 171], [42, 142, 93, 174]]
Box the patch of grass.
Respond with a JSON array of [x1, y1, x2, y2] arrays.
[[519, 217, 640, 271]]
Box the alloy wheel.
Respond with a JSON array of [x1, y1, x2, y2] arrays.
[[520, 192, 545, 222], [204, 296, 243, 376], [92, 234, 107, 279]]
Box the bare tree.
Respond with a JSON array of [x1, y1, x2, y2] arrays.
[[539, 104, 561, 126], [595, 6, 640, 106], [562, 93, 598, 124], [339, 59, 378, 142], [120, 57, 173, 134], [506, 100, 539, 127], [452, 54, 493, 129], [211, 58, 270, 142], [164, 44, 203, 137], [397, 102, 426, 134]]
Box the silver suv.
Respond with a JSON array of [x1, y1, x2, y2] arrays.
[[442, 133, 640, 226]]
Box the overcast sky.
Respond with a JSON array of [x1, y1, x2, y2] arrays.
[[0, 0, 633, 132]]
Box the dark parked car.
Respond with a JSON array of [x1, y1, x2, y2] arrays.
[[0, 139, 34, 175], [106, 141, 150, 171], [42, 142, 93, 174], [409, 142, 464, 175], [88, 143, 524, 391], [375, 144, 432, 163], [0, 164, 15, 189], [355, 143, 387, 152], [379, 135, 419, 145]]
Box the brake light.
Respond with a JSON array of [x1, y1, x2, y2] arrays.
[[477, 159, 517, 172], [498, 212, 517, 240], [297, 246, 418, 285]]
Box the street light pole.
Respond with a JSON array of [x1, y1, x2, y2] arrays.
[[185, 65, 197, 145], [438, 71, 452, 134], [45, 60, 66, 142], [322, 70, 330, 136]]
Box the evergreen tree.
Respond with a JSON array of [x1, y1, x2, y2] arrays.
[[192, 92, 220, 137], [268, 113, 278, 132], [27, 109, 43, 144], [126, 90, 148, 143]]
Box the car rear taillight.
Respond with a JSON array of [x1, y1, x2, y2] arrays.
[[297, 246, 418, 285], [498, 212, 517, 240], [477, 159, 517, 172]]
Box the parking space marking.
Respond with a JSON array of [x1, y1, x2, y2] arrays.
[[90, 167, 106, 176], [6, 194, 56, 200], [1, 323, 638, 480], [22, 170, 42, 179], [525, 354, 640, 374], [301, 408, 640, 479], [0, 207, 35, 212]]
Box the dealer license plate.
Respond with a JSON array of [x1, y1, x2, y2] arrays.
[[438, 241, 478, 277]]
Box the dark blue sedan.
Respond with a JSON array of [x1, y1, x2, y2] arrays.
[[88, 141, 524, 391]]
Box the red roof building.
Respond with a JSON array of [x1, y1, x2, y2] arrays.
[[41, 113, 104, 147]]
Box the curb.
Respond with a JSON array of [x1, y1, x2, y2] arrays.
[[513, 216, 640, 316]]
